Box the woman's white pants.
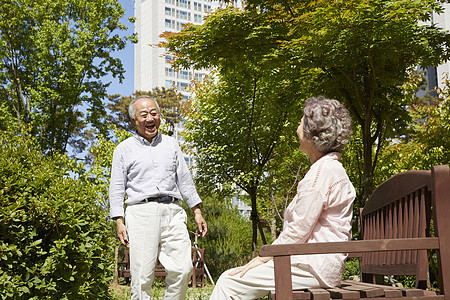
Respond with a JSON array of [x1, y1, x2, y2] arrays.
[[210, 260, 320, 300], [125, 202, 193, 300]]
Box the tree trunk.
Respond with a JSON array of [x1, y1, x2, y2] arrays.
[[258, 219, 267, 245], [270, 213, 277, 240], [362, 116, 374, 207], [249, 186, 266, 251], [250, 187, 258, 252]]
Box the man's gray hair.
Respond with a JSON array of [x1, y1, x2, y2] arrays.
[[128, 95, 161, 120], [302, 96, 353, 153]]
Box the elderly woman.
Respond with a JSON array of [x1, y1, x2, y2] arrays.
[[210, 96, 356, 299]]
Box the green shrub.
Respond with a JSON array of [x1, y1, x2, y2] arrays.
[[185, 194, 253, 281], [0, 131, 114, 299], [343, 257, 360, 280]]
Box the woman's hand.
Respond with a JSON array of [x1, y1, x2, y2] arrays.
[[229, 256, 272, 277]]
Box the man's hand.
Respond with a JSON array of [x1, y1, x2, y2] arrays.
[[229, 256, 272, 277], [115, 217, 129, 247], [192, 205, 207, 237]]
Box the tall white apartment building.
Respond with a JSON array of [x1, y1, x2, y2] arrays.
[[431, 4, 450, 90], [417, 4, 450, 95], [134, 0, 222, 98]]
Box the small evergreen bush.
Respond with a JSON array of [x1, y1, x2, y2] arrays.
[[186, 194, 254, 281]]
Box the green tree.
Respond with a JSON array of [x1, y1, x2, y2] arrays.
[[183, 73, 305, 250], [0, 129, 114, 299], [162, 7, 323, 249], [376, 76, 450, 181], [0, 0, 133, 154], [243, 0, 450, 206], [165, 0, 450, 212]]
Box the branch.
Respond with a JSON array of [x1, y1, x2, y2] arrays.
[[351, 61, 365, 114], [258, 110, 288, 168], [270, 190, 284, 222], [281, 0, 296, 19], [222, 167, 252, 196], [370, 109, 383, 145], [367, 44, 377, 111], [326, 65, 364, 125], [371, 112, 385, 174], [8, 43, 24, 124], [241, 76, 259, 170], [283, 161, 303, 212], [338, 86, 364, 125]]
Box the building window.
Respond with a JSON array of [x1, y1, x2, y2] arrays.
[[176, 22, 187, 31], [177, 82, 189, 91], [165, 7, 175, 16], [177, 0, 190, 9], [165, 0, 175, 4], [178, 70, 191, 80], [177, 10, 190, 20], [165, 67, 175, 77], [194, 72, 204, 82], [165, 80, 175, 88], [194, 14, 202, 23], [165, 19, 175, 29], [203, 4, 211, 12], [193, 2, 201, 11], [165, 55, 173, 64]]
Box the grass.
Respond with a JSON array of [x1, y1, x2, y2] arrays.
[[109, 282, 214, 300], [109, 283, 131, 300]]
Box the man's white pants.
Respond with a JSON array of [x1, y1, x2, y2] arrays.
[[210, 260, 320, 299], [125, 201, 193, 300]]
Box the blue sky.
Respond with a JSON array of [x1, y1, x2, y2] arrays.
[[105, 0, 135, 97], [69, 0, 135, 159]]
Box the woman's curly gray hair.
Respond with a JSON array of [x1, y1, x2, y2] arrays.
[[302, 96, 353, 153]]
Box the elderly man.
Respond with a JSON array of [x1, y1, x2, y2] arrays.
[[109, 95, 207, 300]]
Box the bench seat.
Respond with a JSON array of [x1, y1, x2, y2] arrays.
[[275, 280, 443, 300]]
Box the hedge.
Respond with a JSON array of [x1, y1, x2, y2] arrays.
[[0, 131, 114, 299]]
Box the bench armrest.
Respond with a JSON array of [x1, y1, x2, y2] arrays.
[[259, 237, 439, 257]]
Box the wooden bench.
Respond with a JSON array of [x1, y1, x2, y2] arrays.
[[117, 247, 206, 287], [192, 247, 206, 287], [259, 165, 450, 300], [117, 249, 131, 282]]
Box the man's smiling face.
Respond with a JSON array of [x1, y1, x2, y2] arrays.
[[132, 97, 161, 142]]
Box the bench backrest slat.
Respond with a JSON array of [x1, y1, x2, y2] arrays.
[[360, 165, 450, 292], [361, 171, 432, 287]]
